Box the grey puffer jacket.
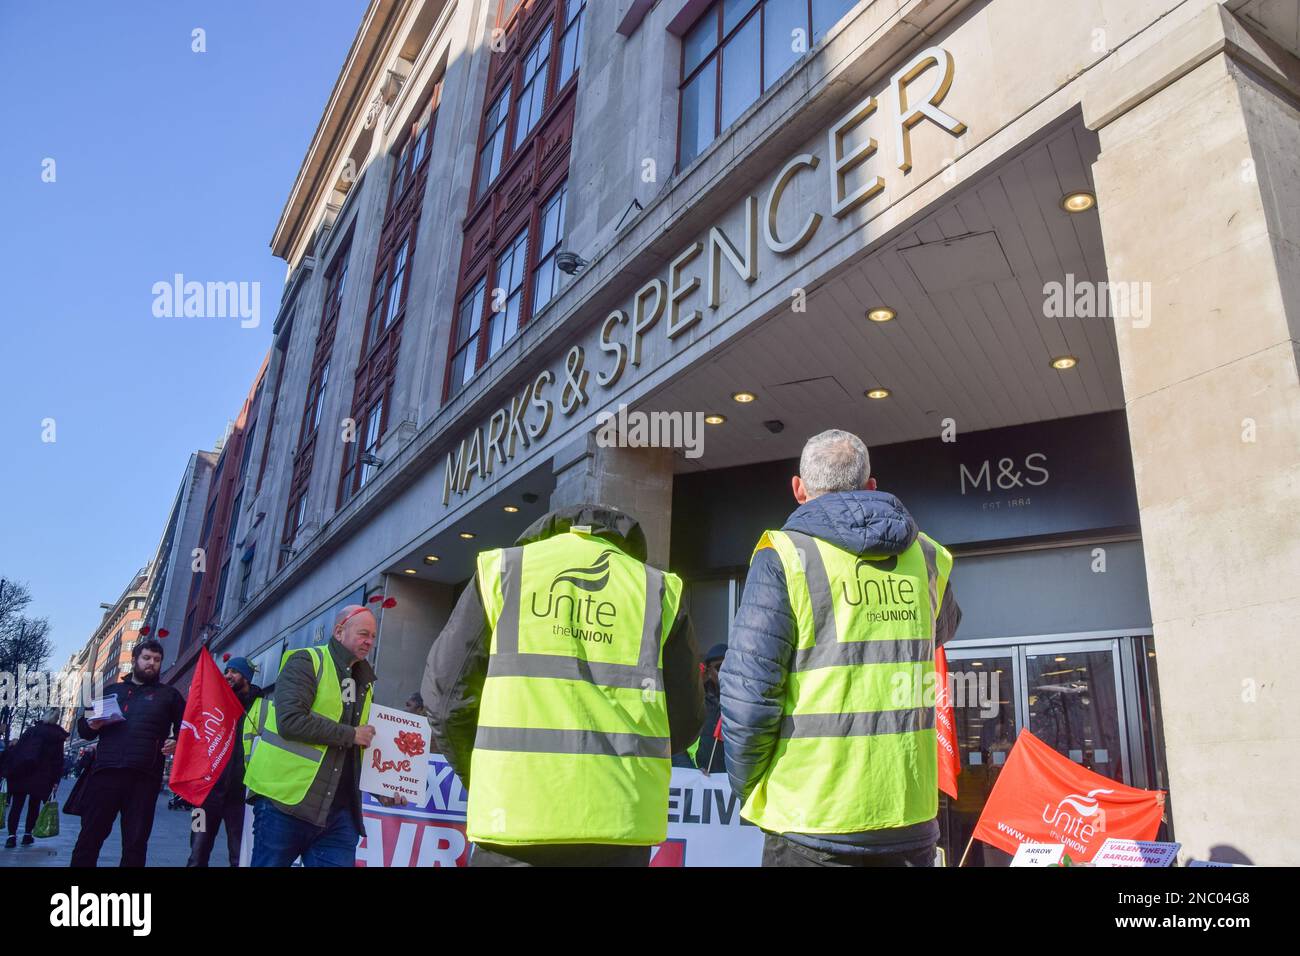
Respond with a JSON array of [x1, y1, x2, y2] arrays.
[[719, 490, 962, 855]]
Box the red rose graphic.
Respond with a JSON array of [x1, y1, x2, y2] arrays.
[[394, 730, 426, 758]]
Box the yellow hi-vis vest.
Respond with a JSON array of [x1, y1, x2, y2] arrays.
[[242, 697, 267, 770], [741, 529, 953, 834], [243, 644, 372, 806], [467, 529, 683, 846]]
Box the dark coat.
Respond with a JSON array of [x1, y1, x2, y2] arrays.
[[719, 490, 962, 855], [265, 641, 375, 833], [76, 679, 186, 778], [3, 722, 69, 796], [423, 504, 705, 795], [203, 682, 265, 807]]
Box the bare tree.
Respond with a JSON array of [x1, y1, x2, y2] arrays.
[[0, 579, 54, 740], [0, 578, 32, 629]]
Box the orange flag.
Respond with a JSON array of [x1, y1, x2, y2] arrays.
[[935, 645, 960, 799], [971, 729, 1164, 863]]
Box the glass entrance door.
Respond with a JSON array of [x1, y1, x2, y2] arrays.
[[939, 636, 1146, 865], [939, 650, 1020, 867], [1023, 640, 1129, 783]]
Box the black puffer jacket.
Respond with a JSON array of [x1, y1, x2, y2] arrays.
[[719, 490, 962, 855], [77, 679, 186, 778], [3, 722, 68, 796]]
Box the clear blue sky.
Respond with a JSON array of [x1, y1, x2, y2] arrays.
[[0, 0, 366, 667]]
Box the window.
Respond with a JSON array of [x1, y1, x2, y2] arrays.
[[284, 241, 350, 565], [214, 560, 231, 620], [281, 488, 307, 570], [384, 237, 410, 332], [227, 490, 243, 543], [812, 0, 856, 40], [360, 399, 384, 488], [256, 339, 289, 494], [182, 608, 196, 650], [489, 228, 530, 358], [339, 87, 439, 507], [238, 547, 255, 606], [450, 278, 486, 391], [678, 1, 858, 168], [299, 253, 348, 448], [449, 0, 579, 403], [557, 0, 586, 88], [532, 182, 568, 314], [514, 25, 553, 148], [237, 416, 257, 484], [476, 85, 512, 200], [200, 499, 217, 545], [304, 361, 329, 436], [387, 100, 435, 213]]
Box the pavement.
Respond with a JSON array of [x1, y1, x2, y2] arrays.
[[0, 785, 225, 868]]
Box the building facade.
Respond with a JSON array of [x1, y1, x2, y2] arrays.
[[165, 362, 270, 681], [88, 567, 151, 690], [163, 0, 1299, 864], [141, 449, 219, 659]]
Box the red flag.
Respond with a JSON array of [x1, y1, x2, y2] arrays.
[[935, 645, 960, 799], [169, 651, 244, 806], [971, 729, 1164, 863]]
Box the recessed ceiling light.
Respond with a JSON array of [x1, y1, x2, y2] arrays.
[[459, 531, 476, 540], [1050, 355, 1078, 370], [1054, 656, 1067, 662], [866, 307, 896, 323], [403, 569, 417, 575], [423, 555, 439, 564], [865, 387, 891, 400], [1061, 191, 1096, 213], [704, 414, 726, 425], [731, 391, 756, 403], [503, 505, 519, 513]]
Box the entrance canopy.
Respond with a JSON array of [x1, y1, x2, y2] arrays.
[[645, 119, 1123, 473]]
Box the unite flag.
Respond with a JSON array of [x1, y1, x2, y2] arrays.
[[935, 645, 960, 799], [169, 651, 244, 806], [971, 729, 1165, 863]]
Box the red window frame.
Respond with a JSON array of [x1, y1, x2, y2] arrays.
[[676, 0, 856, 171], [337, 88, 440, 506], [281, 240, 350, 568], [444, 0, 583, 403]]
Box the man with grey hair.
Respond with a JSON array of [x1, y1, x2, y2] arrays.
[[721, 428, 962, 867], [245, 604, 379, 866]]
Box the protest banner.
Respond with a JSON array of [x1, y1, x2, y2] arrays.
[[358, 703, 432, 803]]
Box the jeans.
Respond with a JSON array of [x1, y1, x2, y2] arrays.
[[187, 790, 247, 867], [6, 790, 42, 836], [762, 833, 936, 867], [250, 797, 359, 867], [69, 768, 161, 867]]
